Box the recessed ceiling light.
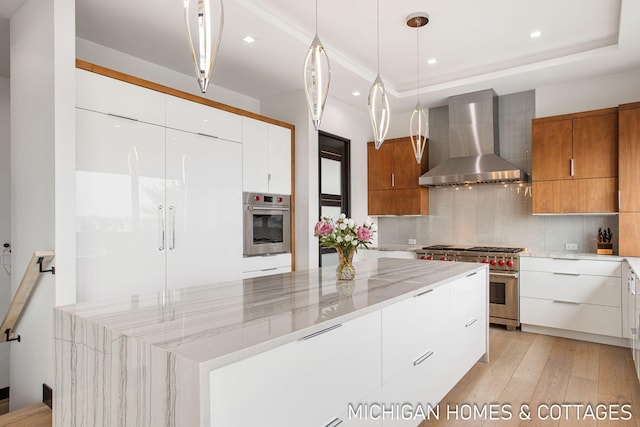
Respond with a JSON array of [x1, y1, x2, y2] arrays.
[[530, 30, 542, 39], [427, 58, 437, 65], [242, 36, 256, 44], [352, 91, 361, 97]]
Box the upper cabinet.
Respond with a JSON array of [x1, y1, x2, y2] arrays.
[[531, 108, 618, 214], [76, 69, 166, 126], [619, 102, 640, 256], [367, 136, 429, 215], [165, 95, 242, 143], [242, 117, 292, 195]]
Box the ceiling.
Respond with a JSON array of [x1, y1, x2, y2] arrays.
[[1, 0, 639, 114]]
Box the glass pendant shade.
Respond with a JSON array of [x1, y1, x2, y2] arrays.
[[368, 74, 390, 149], [304, 35, 331, 131], [410, 103, 428, 163], [184, 0, 224, 93]]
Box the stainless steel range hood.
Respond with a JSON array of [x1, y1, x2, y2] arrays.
[[419, 89, 528, 186]]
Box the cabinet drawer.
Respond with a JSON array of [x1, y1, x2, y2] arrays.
[[242, 253, 292, 273], [76, 69, 166, 126], [166, 95, 242, 143], [521, 296, 621, 337], [382, 284, 449, 383], [520, 257, 621, 277], [209, 310, 381, 426], [520, 271, 621, 307]]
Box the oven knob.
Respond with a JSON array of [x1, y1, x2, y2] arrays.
[[481, 259, 489, 264], [427, 256, 433, 260], [277, 197, 283, 203], [420, 255, 426, 260], [498, 260, 505, 266], [506, 260, 514, 267], [440, 257, 446, 261], [490, 259, 497, 266], [254, 195, 261, 201]]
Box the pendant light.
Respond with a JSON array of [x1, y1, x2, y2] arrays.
[[407, 12, 429, 164], [304, 0, 331, 131], [368, 0, 390, 149], [184, 0, 224, 93]]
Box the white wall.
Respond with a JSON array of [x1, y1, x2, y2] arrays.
[[536, 68, 640, 117], [10, 0, 76, 409], [262, 93, 371, 271], [76, 38, 261, 114], [0, 77, 10, 390]]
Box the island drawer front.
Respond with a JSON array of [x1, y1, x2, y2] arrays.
[[381, 284, 449, 384], [520, 257, 621, 277], [520, 271, 621, 307], [521, 296, 622, 337], [209, 310, 381, 427]]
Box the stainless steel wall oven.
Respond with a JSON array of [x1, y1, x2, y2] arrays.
[[243, 192, 291, 257]]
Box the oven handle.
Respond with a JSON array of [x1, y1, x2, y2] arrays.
[[250, 206, 290, 212], [490, 272, 519, 278]]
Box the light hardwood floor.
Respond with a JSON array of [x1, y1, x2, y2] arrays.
[[421, 326, 640, 427], [0, 402, 51, 427], [0, 399, 7, 417]]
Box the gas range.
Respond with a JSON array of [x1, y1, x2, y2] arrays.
[[416, 245, 525, 272]]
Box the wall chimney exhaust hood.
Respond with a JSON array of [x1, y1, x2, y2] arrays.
[[419, 89, 528, 186]]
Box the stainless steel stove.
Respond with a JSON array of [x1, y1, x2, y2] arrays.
[[416, 245, 525, 330]]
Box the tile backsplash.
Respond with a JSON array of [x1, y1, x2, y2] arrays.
[[376, 90, 620, 254]]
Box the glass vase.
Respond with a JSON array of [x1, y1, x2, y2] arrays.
[[335, 246, 356, 281]]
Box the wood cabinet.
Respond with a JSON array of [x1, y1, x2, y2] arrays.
[[531, 108, 618, 213], [619, 102, 640, 256], [367, 137, 429, 215], [520, 257, 622, 338]]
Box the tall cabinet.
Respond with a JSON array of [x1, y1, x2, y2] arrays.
[[531, 108, 618, 213], [367, 137, 429, 215], [619, 102, 640, 256], [76, 69, 243, 302]]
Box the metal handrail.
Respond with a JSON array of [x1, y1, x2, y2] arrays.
[[0, 250, 55, 343]]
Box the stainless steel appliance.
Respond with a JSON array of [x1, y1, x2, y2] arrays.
[[243, 192, 291, 257], [416, 245, 524, 330]]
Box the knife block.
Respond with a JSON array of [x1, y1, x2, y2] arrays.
[[596, 241, 613, 255]]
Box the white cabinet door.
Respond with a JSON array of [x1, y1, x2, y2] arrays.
[[76, 69, 165, 126], [76, 108, 166, 302], [242, 117, 292, 194], [242, 118, 270, 193], [267, 123, 292, 194], [165, 95, 242, 143], [209, 311, 382, 427], [165, 130, 243, 289], [449, 270, 488, 387]]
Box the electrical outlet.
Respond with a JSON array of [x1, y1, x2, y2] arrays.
[[408, 238, 417, 245], [565, 243, 578, 251]]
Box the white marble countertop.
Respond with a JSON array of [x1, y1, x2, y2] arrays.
[[521, 250, 624, 262], [370, 244, 424, 252], [56, 258, 486, 371]]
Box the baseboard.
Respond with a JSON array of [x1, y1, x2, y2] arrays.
[[521, 324, 632, 348], [0, 387, 8, 400], [42, 384, 52, 409]]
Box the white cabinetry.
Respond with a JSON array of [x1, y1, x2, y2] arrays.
[[449, 270, 488, 387], [520, 257, 622, 338], [165, 95, 242, 143], [241, 253, 292, 279], [242, 117, 291, 194], [76, 71, 243, 302], [210, 310, 381, 427]]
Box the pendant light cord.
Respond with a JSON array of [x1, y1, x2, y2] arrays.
[[315, 0, 318, 33], [416, 19, 420, 104], [376, 0, 380, 72]]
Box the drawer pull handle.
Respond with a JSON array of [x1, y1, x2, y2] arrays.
[[552, 300, 581, 305], [108, 112, 139, 122], [413, 350, 434, 366], [325, 418, 343, 427], [466, 272, 478, 278], [197, 132, 220, 140], [300, 324, 342, 341], [550, 257, 580, 261], [552, 272, 580, 276], [414, 289, 433, 298], [465, 318, 478, 328]]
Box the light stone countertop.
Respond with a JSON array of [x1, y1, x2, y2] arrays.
[[56, 258, 486, 371], [521, 250, 624, 262], [369, 244, 424, 252]]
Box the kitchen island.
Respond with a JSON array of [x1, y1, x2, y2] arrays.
[[54, 258, 488, 426]]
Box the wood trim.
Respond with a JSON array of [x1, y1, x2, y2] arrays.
[[76, 59, 298, 271], [76, 59, 294, 131], [532, 106, 619, 124], [619, 102, 640, 111]]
